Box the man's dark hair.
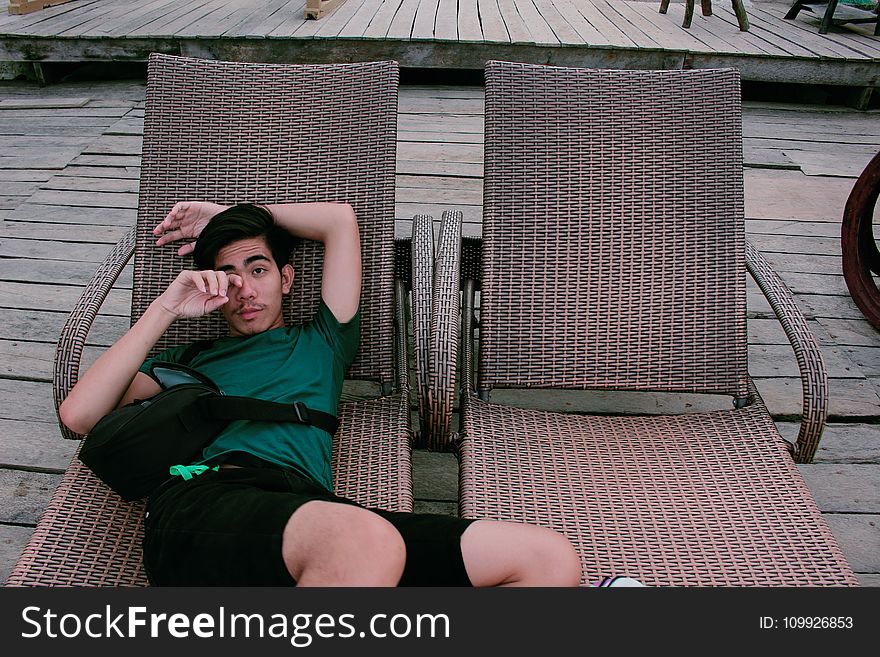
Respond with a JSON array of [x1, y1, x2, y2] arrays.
[[192, 204, 298, 271]]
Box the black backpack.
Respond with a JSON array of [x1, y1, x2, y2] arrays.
[[77, 341, 338, 501]]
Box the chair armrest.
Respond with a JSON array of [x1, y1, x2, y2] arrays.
[[410, 211, 462, 451], [53, 228, 137, 440], [745, 240, 828, 463]]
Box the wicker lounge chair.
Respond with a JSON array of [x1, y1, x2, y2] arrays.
[[449, 61, 858, 586], [7, 54, 415, 586]]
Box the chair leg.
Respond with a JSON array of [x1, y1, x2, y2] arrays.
[[684, 0, 694, 26], [819, 0, 838, 33], [701, 0, 712, 16], [784, 1, 803, 19], [659, 0, 670, 14], [732, 0, 750, 30]]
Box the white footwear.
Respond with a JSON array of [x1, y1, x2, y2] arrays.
[[592, 576, 646, 587]]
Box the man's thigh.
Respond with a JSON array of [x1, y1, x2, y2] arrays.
[[370, 510, 476, 586], [143, 467, 335, 586]]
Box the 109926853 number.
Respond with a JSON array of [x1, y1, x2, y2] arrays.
[[783, 617, 853, 629]]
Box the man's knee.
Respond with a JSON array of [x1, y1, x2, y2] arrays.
[[462, 520, 582, 587], [282, 500, 406, 586]]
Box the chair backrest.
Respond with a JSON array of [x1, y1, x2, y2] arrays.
[[478, 61, 749, 397], [133, 54, 398, 384]]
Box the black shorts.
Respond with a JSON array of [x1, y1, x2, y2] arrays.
[[143, 459, 475, 587]]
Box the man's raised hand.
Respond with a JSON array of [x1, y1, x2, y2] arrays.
[[157, 270, 242, 320], [153, 201, 228, 256]]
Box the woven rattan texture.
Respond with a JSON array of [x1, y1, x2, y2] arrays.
[[133, 54, 398, 384], [745, 242, 827, 462], [8, 56, 412, 587], [480, 62, 748, 395], [7, 395, 412, 586], [460, 398, 857, 586]]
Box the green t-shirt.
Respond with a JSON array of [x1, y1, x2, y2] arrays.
[[139, 301, 359, 492]]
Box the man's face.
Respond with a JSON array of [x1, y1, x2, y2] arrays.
[[214, 236, 293, 337]]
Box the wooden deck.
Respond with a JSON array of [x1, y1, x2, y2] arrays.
[[1, 75, 879, 586], [1, 0, 880, 89]]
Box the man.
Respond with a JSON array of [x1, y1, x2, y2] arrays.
[[60, 201, 583, 587]]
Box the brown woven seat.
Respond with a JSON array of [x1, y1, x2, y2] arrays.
[[7, 54, 414, 586], [452, 61, 858, 586]]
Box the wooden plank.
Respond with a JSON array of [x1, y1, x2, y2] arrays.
[[0, 150, 81, 170], [457, 0, 483, 42], [361, 0, 404, 38], [185, 0, 260, 37], [123, 0, 223, 37], [798, 464, 880, 513], [0, 308, 129, 346], [299, 0, 367, 36], [386, 0, 421, 39], [4, 203, 136, 227], [69, 154, 142, 168], [823, 514, 880, 573], [305, 0, 347, 20], [81, 135, 142, 156], [546, 0, 610, 45], [55, 165, 141, 179], [475, 0, 511, 42], [0, 379, 56, 423], [0, 523, 35, 585], [776, 422, 880, 464], [0, 469, 59, 525], [841, 346, 880, 378], [801, 293, 866, 320], [747, 3, 880, 59], [0, 258, 133, 288], [530, 0, 587, 45], [338, 0, 386, 37], [40, 175, 140, 194], [434, 0, 459, 41], [496, 0, 535, 43], [26, 189, 138, 209], [747, 219, 842, 239], [0, 418, 76, 472], [0, 281, 131, 315], [411, 0, 439, 40], [749, 343, 861, 379], [509, 0, 561, 45], [818, 318, 880, 347], [18, 2, 107, 37], [754, 376, 880, 420], [0, 236, 118, 263], [225, 0, 298, 37], [744, 170, 856, 222], [0, 337, 105, 381], [58, 0, 175, 37], [572, 0, 640, 47], [0, 97, 88, 109], [7, 0, 76, 16], [0, 222, 129, 244]]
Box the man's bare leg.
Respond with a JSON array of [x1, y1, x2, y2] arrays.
[[460, 520, 582, 587], [282, 500, 406, 586]]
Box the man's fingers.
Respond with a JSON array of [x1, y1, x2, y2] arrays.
[[203, 270, 220, 297], [190, 272, 207, 294], [228, 274, 243, 288], [177, 242, 195, 257], [216, 271, 229, 298]]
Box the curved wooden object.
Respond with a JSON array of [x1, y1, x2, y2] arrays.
[[841, 149, 880, 330]]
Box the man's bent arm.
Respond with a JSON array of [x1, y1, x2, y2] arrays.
[[266, 203, 361, 324], [59, 268, 239, 435], [59, 300, 175, 435]]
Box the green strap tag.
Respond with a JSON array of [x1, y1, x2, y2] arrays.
[[168, 464, 219, 480]]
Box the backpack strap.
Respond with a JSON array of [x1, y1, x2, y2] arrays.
[[196, 396, 340, 435]]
